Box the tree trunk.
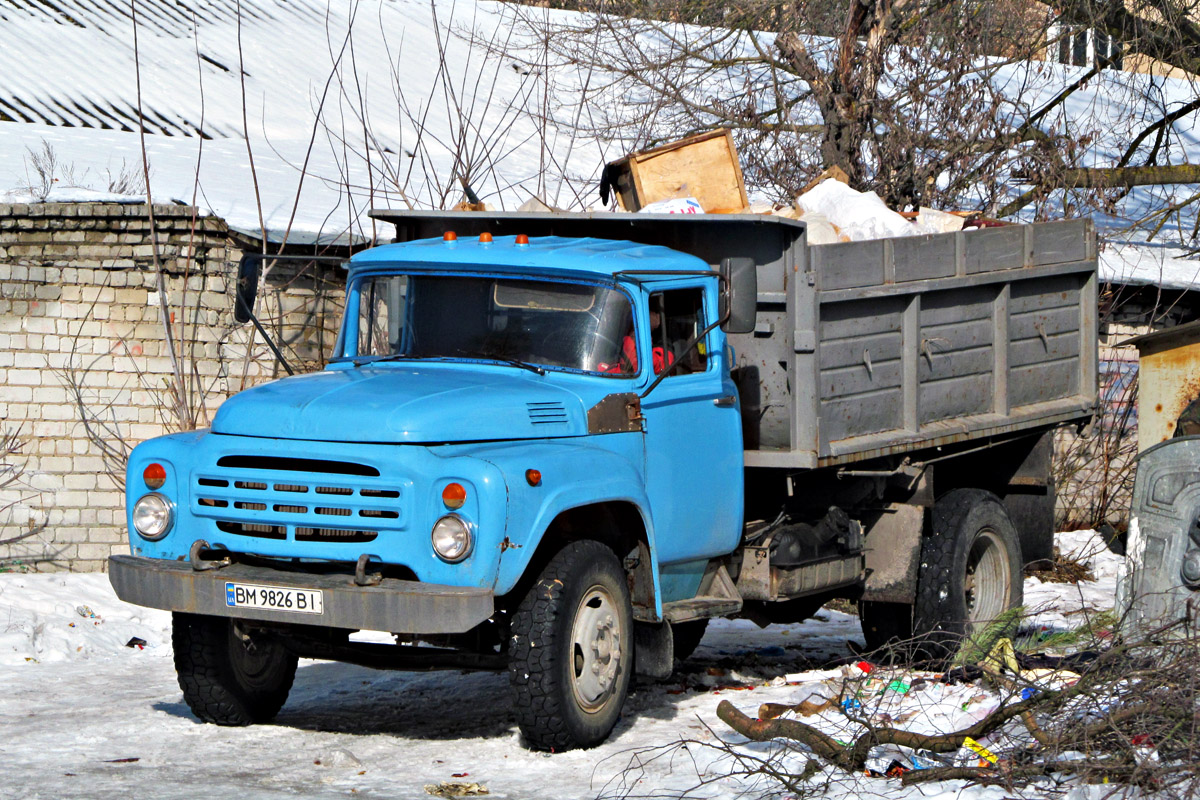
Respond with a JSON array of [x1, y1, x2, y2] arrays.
[[1017, 164, 1200, 190]]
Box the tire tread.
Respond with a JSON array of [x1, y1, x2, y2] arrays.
[[172, 613, 296, 726], [508, 540, 629, 751]]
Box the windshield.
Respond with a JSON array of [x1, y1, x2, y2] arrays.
[[345, 274, 635, 375]]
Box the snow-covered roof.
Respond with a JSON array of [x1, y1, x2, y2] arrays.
[[0, 0, 602, 245], [1, 0, 1198, 290], [1099, 239, 1200, 291]]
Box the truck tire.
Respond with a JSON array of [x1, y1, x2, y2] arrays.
[[671, 619, 708, 662], [172, 613, 297, 725], [914, 489, 1023, 656], [508, 540, 633, 751]]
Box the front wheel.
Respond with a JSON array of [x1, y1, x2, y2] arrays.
[[172, 613, 298, 725], [508, 541, 634, 751]]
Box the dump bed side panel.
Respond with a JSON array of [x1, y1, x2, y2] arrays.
[[739, 219, 1097, 468]]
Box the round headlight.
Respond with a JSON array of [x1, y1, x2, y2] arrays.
[[431, 515, 473, 563], [132, 493, 173, 540]]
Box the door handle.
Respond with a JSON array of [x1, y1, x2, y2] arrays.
[[713, 395, 736, 407]]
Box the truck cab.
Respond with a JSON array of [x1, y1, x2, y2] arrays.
[[112, 225, 754, 751]]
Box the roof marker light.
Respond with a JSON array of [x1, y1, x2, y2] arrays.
[[443, 231, 458, 242], [515, 234, 529, 247], [479, 232, 493, 243]]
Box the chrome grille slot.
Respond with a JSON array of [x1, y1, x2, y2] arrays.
[[235, 480, 267, 491], [360, 509, 399, 519], [273, 504, 308, 514], [274, 483, 308, 493], [234, 501, 266, 511], [315, 507, 352, 517], [216, 521, 286, 539], [296, 527, 376, 543], [316, 486, 353, 495]]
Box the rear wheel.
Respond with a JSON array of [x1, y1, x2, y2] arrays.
[[914, 489, 1023, 655], [508, 541, 633, 751], [858, 490, 1023, 658], [172, 613, 297, 725]]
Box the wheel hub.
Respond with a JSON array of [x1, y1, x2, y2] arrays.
[[570, 588, 623, 711], [965, 528, 1010, 626]]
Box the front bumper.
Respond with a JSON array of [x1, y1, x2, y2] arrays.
[[108, 555, 494, 634]]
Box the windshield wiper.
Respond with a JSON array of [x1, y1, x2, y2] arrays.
[[454, 349, 546, 376], [349, 353, 420, 368]]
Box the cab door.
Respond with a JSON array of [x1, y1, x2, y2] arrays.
[[639, 284, 744, 592]]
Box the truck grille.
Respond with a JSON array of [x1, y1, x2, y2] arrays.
[[194, 457, 403, 543]]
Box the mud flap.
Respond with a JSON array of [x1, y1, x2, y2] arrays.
[[633, 621, 674, 680], [1120, 436, 1200, 635]]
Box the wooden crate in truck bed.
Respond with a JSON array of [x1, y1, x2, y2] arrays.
[[370, 211, 1098, 471]]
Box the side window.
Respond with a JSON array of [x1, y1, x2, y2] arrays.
[[648, 288, 708, 377], [355, 276, 407, 356]]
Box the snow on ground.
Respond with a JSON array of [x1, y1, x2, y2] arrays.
[[1023, 528, 1122, 631], [0, 531, 1121, 800]]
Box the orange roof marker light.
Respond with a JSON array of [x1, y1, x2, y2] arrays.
[[479, 232, 493, 244], [515, 233, 530, 247], [443, 231, 458, 242]]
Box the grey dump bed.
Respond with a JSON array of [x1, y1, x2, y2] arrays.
[[371, 210, 1098, 471]]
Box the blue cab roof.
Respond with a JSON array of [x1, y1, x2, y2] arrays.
[[348, 234, 709, 279]]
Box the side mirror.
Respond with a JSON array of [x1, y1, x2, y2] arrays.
[[719, 256, 757, 335], [233, 254, 261, 324]]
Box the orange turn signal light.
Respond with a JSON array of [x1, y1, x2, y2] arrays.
[[442, 482, 467, 509], [443, 231, 458, 242], [525, 469, 542, 487], [143, 463, 167, 489]]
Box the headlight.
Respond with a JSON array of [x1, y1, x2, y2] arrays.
[[431, 515, 473, 563], [132, 493, 173, 540]]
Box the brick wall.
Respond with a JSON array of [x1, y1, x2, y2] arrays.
[[0, 202, 343, 571]]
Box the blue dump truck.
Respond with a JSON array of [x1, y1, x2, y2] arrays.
[[110, 212, 1097, 750]]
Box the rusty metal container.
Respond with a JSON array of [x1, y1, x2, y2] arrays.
[[1123, 320, 1200, 450]]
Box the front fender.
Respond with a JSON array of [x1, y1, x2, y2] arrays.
[[452, 436, 662, 617]]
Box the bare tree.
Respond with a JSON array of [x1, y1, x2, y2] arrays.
[[493, 0, 1077, 211], [0, 426, 52, 567]]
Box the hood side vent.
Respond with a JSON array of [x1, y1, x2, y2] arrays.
[[527, 401, 568, 425]]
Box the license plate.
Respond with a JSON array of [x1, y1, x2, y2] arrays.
[[225, 582, 324, 615]]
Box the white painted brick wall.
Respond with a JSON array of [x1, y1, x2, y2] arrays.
[[0, 202, 344, 572]]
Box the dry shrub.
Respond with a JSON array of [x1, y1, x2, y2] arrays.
[[709, 615, 1200, 797]]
